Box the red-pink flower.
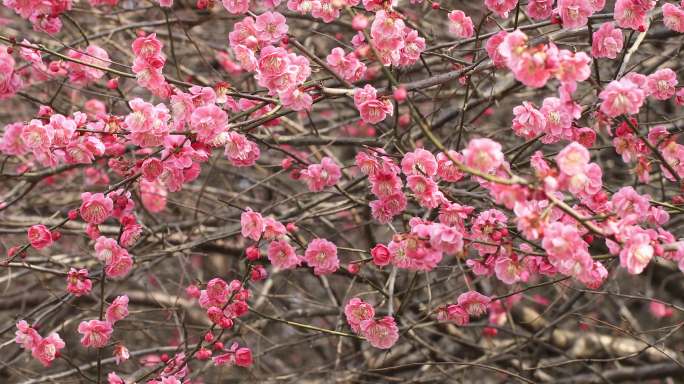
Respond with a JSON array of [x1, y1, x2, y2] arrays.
[[267, 239, 300, 269], [80, 192, 114, 224], [438, 304, 470, 326], [436, 150, 465, 182], [78, 319, 113, 348], [304, 238, 339, 275], [360, 316, 399, 349], [457, 291, 491, 317], [67, 268, 93, 296], [190, 105, 228, 145], [27, 224, 53, 249], [370, 244, 392, 266]]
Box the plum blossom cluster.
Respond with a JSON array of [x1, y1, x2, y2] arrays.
[[437, 291, 491, 327], [132, 33, 171, 98], [344, 298, 399, 349], [190, 277, 251, 329], [3, 0, 72, 34], [229, 12, 314, 111]]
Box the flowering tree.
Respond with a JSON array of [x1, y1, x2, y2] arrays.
[[2, 0, 684, 382]]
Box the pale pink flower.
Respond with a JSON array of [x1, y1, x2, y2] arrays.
[[591, 22, 623, 59], [80, 192, 113, 224], [512, 101, 546, 139], [300, 157, 342, 192], [370, 192, 407, 224], [527, 0, 554, 20], [263, 217, 287, 240], [32, 333, 65, 367], [344, 297, 375, 333], [448, 10, 474, 38], [21, 119, 53, 152], [356, 99, 393, 124], [255, 12, 288, 43], [267, 240, 300, 269], [646, 68, 678, 100], [457, 291, 491, 317], [599, 78, 646, 117], [401, 148, 438, 177], [303, 239, 339, 275], [105, 250, 134, 279], [360, 316, 399, 349], [106, 295, 129, 324], [279, 88, 313, 111], [555, 50, 591, 85], [542, 222, 593, 278], [78, 319, 113, 348], [407, 175, 444, 208], [241, 208, 264, 241], [486, 31, 509, 68], [0, 46, 22, 99], [462, 138, 504, 173], [614, 0, 655, 31], [67, 268, 92, 296], [663, 3, 684, 33], [436, 150, 465, 182], [15, 320, 41, 350], [224, 132, 260, 167], [114, 344, 130, 365], [556, 141, 590, 176], [495, 254, 528, 284], [66, 45, 110, 85], [428, 223, 464, 255], [619, 227, 654, 274], [0, 122, 28, 156], [108, 372, 125, 384], [223, 0, 250, 14], [190, 105, 228, 144], [557, 0, 594, 29], [484, 0, 519, 18]]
